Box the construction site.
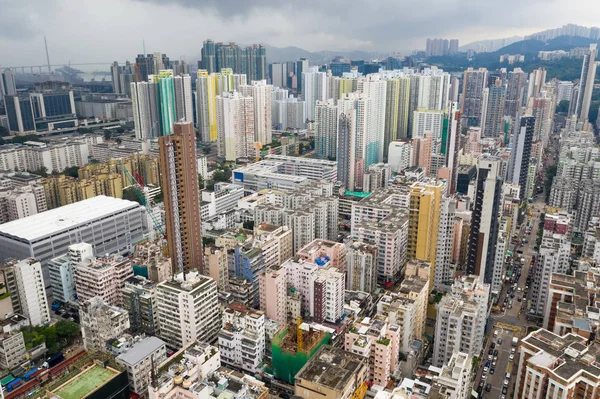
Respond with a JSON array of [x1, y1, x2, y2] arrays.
[[270, 318, 330, 384]]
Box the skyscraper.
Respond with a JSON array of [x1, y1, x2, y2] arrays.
[[338, 93, 370, 191], [467, 156, 503, 284], [0, 69, 17, 102], [159, 122, 203, 275], [504, 68, 526, 119], [196, 70, 218, 142], [131, 70, 193, 138], [358, 74, 387, 167], [460, 67, 488, 128], [482, 78, 506, 137], [201, 39, 217, 74], [216, 91, 255, 161], [296, 58, 309, 94], [444, 103, 462, 194], [302, 67, 327, 121], [110, 62, 122, 94], [508, 115, 535, 199], [575, 43, 598, 122], [314, 99, 338, 160], [239, 80, 273, 147], [337, 113, 355, 191]]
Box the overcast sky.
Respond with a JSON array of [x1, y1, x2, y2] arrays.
[[0, 0, 599, 67]]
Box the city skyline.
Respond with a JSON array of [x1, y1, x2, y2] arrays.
[[1, 0, 599, 66]]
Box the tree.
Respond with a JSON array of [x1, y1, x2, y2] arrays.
[[243, 221, 254, 230], [55, 320, 79, 343], [556, 100, 570, 114], [153, 190, 164, 203], [63, 166, 79, 178], [299, 143, 305, 154], [104, 130, 112, 141], [89, 159, 100, 164], [0, 125, 9, 137], [212, 169, 230, 183], [202, 146, 211, 154], [198, 174, 205, 190], [30, 166, 49, 177], [116, 127, 125, 134], [77, 127, 93, 134], [544, 164, 558, 202], [123, 187, 143, 205]]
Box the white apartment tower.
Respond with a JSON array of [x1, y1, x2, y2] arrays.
[[216, 91, 255, 161], [156, 272, 220, 349], [239, 80, 273, 146], [2, 259, 50, 326], [302, 67, 327, 121]]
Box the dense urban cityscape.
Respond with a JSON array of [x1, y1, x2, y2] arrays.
[[0, 15, 599, 399]]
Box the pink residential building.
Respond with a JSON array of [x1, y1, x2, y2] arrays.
[[296, 239, 348, 273], [344, 315, 400, 386], [259, 266, 287, 325]]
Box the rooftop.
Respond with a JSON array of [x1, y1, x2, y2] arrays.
[[52, 364, 119, 399], [116, 336, 165, 366], [0, 196, 140, 242], [296, 345, 365, 392]]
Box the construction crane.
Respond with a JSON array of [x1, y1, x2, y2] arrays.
[[296, 317, 303, 352], [350, 382, 368, 399], [118, 159, 165, 238]]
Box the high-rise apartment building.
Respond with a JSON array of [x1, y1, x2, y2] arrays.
[[80, 296, 130, 352], [358, 74, 387, 167], [467, 156, 502, 284], [159, 122, 203, 275], [302, 67, 327, 121], [337, 93, 370, 191], [435, 198, 456, 291], [0, 69, 17, 101], [482, 78, 506, 137], [216, 91, 255, 161], [575, 44, 598, 122], [1, 258, 51, 327], [346, 241, 378, 294], [122, 276, 160, 336], [156, 272, 220, 349], [259, 266, 287, 325], [196, 70, 218, 142], [296, 58, 309, 94], [460, 68, 488, 127], [508, 115, 535, 199], [433, 275, 489, 367], [239, 80, 273, 147], [504, 68, 526, 118], [408, 181, 442, 290], [219, 304, 265, 374], [314, 99, 338, 160]]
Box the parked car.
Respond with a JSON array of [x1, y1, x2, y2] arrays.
[[485, 384, 491, 392], [490, 368, 495, 374]]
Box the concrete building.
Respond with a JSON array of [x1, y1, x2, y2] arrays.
[[216, 91, 255, 161], [295, 345, 367, 399], [122, 276, 160, 336], [156, 272, 220, 349], [239, 80, 273, 147], [253, 223, 293, 269], [387, 140, 414, 174], [204, 246, 229, 289], [377, 292, 416, 353], [460, 68, 488, 127], [514, 329, 600, 399], [0, 315, 28, 370], [1, 258, 50, 327], [302, 67, 327, 121], [351, 189, 409, 283], [531, 212, 572, 315], [160, 122, 204, 275], [116, 336, 167, 397], [575, 44, 598, 122], [73, 247, 134, 307], [314, 99, 338, 160], [47, 244, 86, 303], [344, 315, 400, 385], [433, 275, 489, 367], [314, 267, 345, 324], [508, 115, 535, 199], [218, 303, 265, 374], [0, 196, 146, 271], [297, 239, 347, 272], [411, 108, 444, 139], [259, 266, 287, 325], [466, 156, 503, 286], [398, 263, 430, 341], [429, 352, 473, 399], [80, 296, 130, 352], [346, 241, 378, 294]]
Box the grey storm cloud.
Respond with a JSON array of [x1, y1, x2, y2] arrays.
[[0, 0, 598, 66]]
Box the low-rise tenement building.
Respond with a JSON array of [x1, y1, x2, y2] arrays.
[[543, 268, 600, 337], [515, 329, 600, 399], [295, 345, 368, 399], [297, 239, 347, 272], [346, 241, 378, 294], [218, 303, 265, 374], [0, 314, 29, 369], [428, 352, 473, 399], [116, 336, 167, 398], [377, 292, 416, 353], [397, 261, 430, 341], [80, 296, 130, 352], [149, 343, 267, 399], [344, 315, 400, 386], [73, 245, 134, 307], [122, 275, 160, 336]]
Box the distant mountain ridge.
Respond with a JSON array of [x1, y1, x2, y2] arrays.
[[494, 36, 600, 56], [261, 44, 383, 65], [459, 36, 523, 52]]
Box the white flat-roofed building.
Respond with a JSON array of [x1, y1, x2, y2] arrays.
[[116, 336, 167, 397], [0, 196, 147, 278], [264, 154, 337, 181]]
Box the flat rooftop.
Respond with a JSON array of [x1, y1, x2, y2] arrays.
[[0, 196, 140, 242], [296, 345, 365, 392], [52, 364, 119, 399], [116, 336, 165, 366]]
